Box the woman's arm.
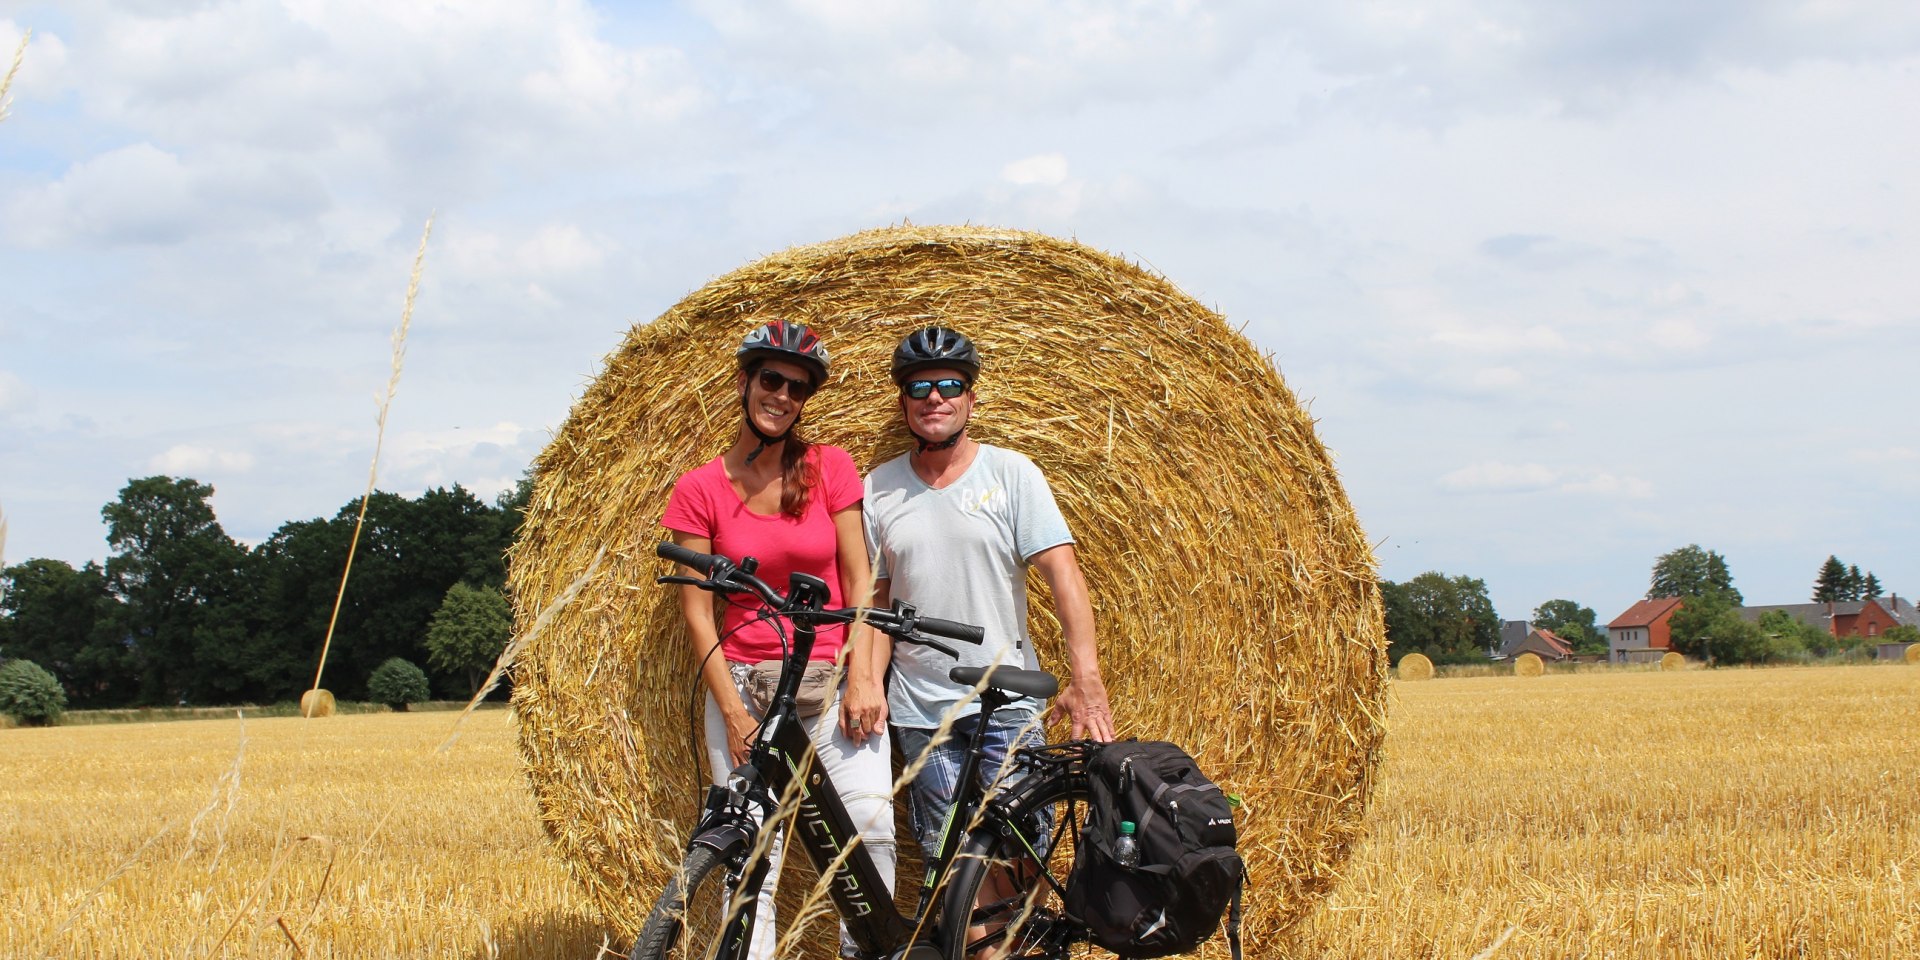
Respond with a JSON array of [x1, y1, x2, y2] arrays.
[[833, 503, 889, 743], [672, 529, 757, 767]]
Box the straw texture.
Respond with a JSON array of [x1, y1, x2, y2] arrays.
[[507, 224, 1388, 953], [1905, 644, 1919, 665], [1513, 652, 1545, 677], [1396, 653, 1434, 681], [1660, 652, 1685, 671]]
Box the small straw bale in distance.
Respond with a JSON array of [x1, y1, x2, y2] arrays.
[[299, 688, 336, 718], [1396, 653, 1434, 681], [508, 224, 1389, 952], [1906, 643, 1919, 665], [1661, 651, 1686, 671], [1514, 652, 1545, 677]]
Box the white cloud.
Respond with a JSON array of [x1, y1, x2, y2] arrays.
[[1438, 461, 1559, 493], [1647, 319, 1710, 351], [149, 444, 257, 475], [1438, 462, 1653, 499], [0, 371, 30, 415], [1001, 153, 1070, 187], [1848, 446, 1920, 465]]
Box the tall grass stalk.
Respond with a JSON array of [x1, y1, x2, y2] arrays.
[[0, 28, 27, 122], [309, 216, 434, 698]]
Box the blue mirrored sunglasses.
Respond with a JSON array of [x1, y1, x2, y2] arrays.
[[903, 378, 968, 400]]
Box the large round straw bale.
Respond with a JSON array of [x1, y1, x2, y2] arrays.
[[299, 688, 335, 718], [1905, 643, 1919, 665], [508, 225, 1388, 951], [1660, 651, 1685, 671], [1513, 652, 1545, 677], [1396, 653, 1434, 681]]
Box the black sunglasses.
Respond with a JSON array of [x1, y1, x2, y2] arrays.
[[903, 378, 968, 400], [754, 368, 816, 400]]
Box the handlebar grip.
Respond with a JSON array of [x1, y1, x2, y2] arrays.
[[916, 617, 985, 644], [657, 541, 725, 577]]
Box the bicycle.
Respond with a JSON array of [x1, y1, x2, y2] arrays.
[[631, 540, 1097, 960]]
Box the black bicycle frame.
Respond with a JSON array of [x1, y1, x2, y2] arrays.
[[688, 573, 915, 960], [674, 569, 1034, 960]]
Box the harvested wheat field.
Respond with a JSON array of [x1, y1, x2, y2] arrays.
[[5, 664, 1917, 958], [0, 710, 599, 960]]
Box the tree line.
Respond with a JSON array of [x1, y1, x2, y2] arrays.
[[0, 475, 524, 711]]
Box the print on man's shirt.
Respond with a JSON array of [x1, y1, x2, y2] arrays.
[[963, 484, 1006, 515]]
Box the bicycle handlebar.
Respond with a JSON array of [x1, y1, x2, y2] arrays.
[[655, 541, 985, 650]]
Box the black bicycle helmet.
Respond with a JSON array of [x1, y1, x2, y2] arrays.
[[890, 326, 980, 385], [738, 320, 830, 385]]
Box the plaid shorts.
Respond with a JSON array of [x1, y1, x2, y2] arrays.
[[893, 710, 1052, 858]]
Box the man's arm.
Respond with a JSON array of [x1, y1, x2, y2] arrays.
[[1029, 543, 1115, 741]]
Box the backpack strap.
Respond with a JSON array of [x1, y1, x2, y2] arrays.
[[1226, 873, 1244, 960]]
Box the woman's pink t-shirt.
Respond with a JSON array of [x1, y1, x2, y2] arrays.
[[660, 444, 864, 664]]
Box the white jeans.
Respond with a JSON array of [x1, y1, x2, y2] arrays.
[[705, 662, 896, 960]]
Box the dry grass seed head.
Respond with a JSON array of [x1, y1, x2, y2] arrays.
[[506, 224, 1390, 952]]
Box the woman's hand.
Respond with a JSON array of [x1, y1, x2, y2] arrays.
[[722, 704, 758, 768], [839, 679, 889, 745]]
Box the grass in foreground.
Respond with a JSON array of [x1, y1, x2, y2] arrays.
[[3, 664, 1915, 958]]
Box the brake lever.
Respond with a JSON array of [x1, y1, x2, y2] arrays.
[[657, 575, 704, 587], [911, 634, 961, 660]]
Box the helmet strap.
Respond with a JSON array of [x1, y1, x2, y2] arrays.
[[911, 422, 966, 454], [740, 390, 791, 465]]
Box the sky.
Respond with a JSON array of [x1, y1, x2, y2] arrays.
[[2, 1, 1916, 626]]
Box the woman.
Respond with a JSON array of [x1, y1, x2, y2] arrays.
[[658, 320, 892, 960]]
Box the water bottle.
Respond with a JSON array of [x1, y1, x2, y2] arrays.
[[1112, 820, 1140, 868]]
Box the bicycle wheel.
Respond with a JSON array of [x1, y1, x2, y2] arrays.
[[630, 845, 741, 960], [935, 776, 1091, 960]]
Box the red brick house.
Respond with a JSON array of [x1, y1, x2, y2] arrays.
[[1608, 597, 1684, 663]]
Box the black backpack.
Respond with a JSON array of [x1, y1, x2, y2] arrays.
[[1064, 740, 1244, 959]]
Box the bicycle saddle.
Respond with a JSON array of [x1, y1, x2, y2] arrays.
[[949, 666, 1059, 700]]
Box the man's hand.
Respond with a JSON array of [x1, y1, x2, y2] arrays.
[[1049, 671, 1115, 741], [840, 679, 889, 745]]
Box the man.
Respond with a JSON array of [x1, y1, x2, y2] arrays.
[[842, 324, 1115, 865]]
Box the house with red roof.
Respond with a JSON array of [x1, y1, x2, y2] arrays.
[[1511, 627, 1575, 662], [1608, 596, 1684, 664]]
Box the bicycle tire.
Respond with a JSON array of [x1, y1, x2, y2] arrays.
[[630, 845, 738, 960], [935, 775, 1091, 960]]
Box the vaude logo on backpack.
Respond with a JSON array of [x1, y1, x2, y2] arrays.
[[1064, 740, 1244, 959]]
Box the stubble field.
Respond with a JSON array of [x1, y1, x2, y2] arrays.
[[4, 664, 1915, 959]]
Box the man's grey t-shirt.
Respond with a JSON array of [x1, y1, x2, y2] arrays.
[[864, 444, 1074, 729]]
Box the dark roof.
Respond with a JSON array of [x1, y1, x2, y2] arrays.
[[1739, 602, 1852, 627], [1608, 597, 1683, 629], [1882, 595, 1919, 627]]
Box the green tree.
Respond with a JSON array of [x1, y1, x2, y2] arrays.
[[367, 657, 430, 711], [0, 559, 128, 706], [1532, 599, 1604, 654], [1649, 545, 1741, 604], [0, 659, 68, 725], [1813, 555, 1848, 602], [1883, 624, 1920, 644], [424, 582, 511, 697], [1862, 572, 1882, 599], [100, 477, 249, 705], [1843, 564, 1864, 601], [1757, 609, 1831, 657], [1381, 572, 1499, 664]]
